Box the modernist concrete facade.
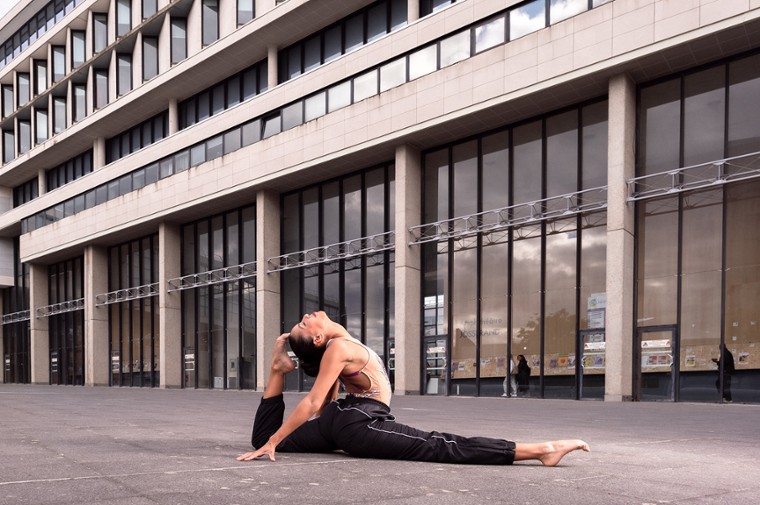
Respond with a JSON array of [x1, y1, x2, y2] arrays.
[[1, 0, 759, 404]]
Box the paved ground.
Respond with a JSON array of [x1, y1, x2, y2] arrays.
[[1, 384, 758, 505]]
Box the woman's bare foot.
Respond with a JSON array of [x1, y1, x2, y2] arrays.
[[514, 439, 590, 466], [271, 333, 296, 373], [538, 440, 590, 467]]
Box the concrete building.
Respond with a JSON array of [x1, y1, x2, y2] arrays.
[[1, 0, 758, 404]]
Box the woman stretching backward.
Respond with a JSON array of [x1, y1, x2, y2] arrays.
[[237, 311, 589, 466]]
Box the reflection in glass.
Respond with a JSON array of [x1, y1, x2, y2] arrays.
[[513, 120, 542, 205], [511, 236, 541, 397], [480, 240, 508, 395], [475, 16, 506, 53], [328, 81, 351, 112], [353, 70, 378, 102], [440, 31, 470, 68], [637, 198, 678, 326], [550, 0, 587, 24], [510, 0, 546, 40], [409, 45, 437, 81], [582, 101, 608, 190], [380, 58, 406, 92], [451, 248, 477, 394], [546, 110, 578, 198], [639, 79, 680, 175], [684, 67, 725, 167], [728, 54, 760, 157]]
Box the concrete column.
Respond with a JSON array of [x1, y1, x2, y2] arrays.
[[159, 222, 182, 388], [168, 98, 179, 135], [256, 189, 281, 391], [219, 0, 236, 37], [407, 0, 419, 23], [393, 145, 422, 395], [84, 245, 109, 386], [267, 45, 278, 89], [29, 263, 49, 384], [93, 137, 106, 170], [37, 168, 46, 194], [604, 74, 636, 402]]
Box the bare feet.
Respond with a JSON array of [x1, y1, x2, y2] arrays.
[[271, 333, 296, 374], [538, 440, 590, 467], [514, 439, 590, 466]]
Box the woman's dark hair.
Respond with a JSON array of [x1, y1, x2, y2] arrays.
[[288, 334, 326, 377]]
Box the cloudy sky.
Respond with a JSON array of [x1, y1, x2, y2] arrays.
[[0, 0, 22, 21]]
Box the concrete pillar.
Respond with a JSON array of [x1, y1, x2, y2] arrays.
[[256, 189, 281, 391], [267, 45, 278, 89], [256, 0, 276, 16], [84, 246, 110, 386], [168, 98, 179, 135], [407, 0, 419, 23], [37, 168, 46, 194], [29, 263, 49, 384], [159, 222, 182, 388], [604, 74, 636, 402], [393, 145, 422, 395], [93, 137, 106, 170]]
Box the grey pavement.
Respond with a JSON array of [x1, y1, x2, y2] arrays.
[[1, 384, 758, 505]]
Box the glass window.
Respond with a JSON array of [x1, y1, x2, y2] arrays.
[[345, 13, 364, 52], [512, 120, 543, 205], [684, 67, 725, 167], [34, 60, 48, 95], [353, 70, 378, 102], [304, 36, 321, 72], [18, 120, 31, 153], [304, 92, 326, 121], [174, 149, 190, 172], [190, 144, 206, 166], [380, 58, 406, 92], [224, 129, 241, 153], [52, 46, 66, 82], [729, 54, 760, 157], [145, 163, 159, 184], [550, 0, 587, 24], [227, 75, 241, 107], [285, 44, 301, 80], [409, 45, 437, 80], [510, 0, 546, 40], [262, 113, 281, 139], [281, 102, 303, 131], [390, 0, 407, 30], [328, 81, 351, 112], [202, 0, 219, 47], [2, 85, 13, 118], [207, 135, 223, 160], [159, 158, 173, 178], [17, 73, 30, 106], [481, 131, 509, 214], [143, 37, 158, 81], [198, 92, 210, 121], [53, 96, 66, 133], [95, 69, 108, 108], [73, 84, 86, 122], [241, 119, 261, 146], [116, 0, 132, 37], [143, 0, 157, 19], [440, 30, 470, 68], [35, 108, 49, 144], [324, 25, 342, 63], [211, 84, 225, 115], [71, 30, 86, 67], [367, 2, 387, 42], [93, 13, 108, 53], [3, 130, 15, 163], [171, 18, 187, 64], [639, 79, 680, 176], [117, 54, 132, 96], [546, 110, 578, 199], [238, 0, 254, 25], [581, 100, 608, 190], [242, 66, 258, 100], [475, 16, 506, 53]]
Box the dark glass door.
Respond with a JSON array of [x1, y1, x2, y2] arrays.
[[579, 330, 605, 400]]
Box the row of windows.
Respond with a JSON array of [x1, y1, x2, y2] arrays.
[[13, 178, 38, 207], [20, 0, 616, 232], [278, 0, 408, 82], [106, 112, 168, 164], [178, 61, 268, 129], [0, 0, 85, 70], [46, 150, 94, 193]]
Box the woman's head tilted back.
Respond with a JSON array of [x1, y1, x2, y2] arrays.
[[287, 311, 334, 377], [287, 333, 325, 377]]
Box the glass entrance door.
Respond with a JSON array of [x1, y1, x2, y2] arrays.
[[424, 337, 447, 395], [638, 327, 677, 401], [579, 330, 605, 400]]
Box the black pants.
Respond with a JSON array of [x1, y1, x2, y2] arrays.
[[251, 394, 516, 465]]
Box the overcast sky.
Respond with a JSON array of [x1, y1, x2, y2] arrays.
[[0, 0, 22, 22]]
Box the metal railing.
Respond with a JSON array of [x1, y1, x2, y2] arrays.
[[167, 261, 256, 292], [36, 298, 85, 318], [1, 310, 31, 325], [95, 282, 160, 306], [267, 231, 395, 272]]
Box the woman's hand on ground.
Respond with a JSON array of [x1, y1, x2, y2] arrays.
[[237, 441, 277, 462]]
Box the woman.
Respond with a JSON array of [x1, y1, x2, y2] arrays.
[[516, 354, 531, 397], [237, 311, 589, 466]]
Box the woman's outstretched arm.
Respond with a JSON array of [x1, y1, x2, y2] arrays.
[[237, 343, 347, 461]]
